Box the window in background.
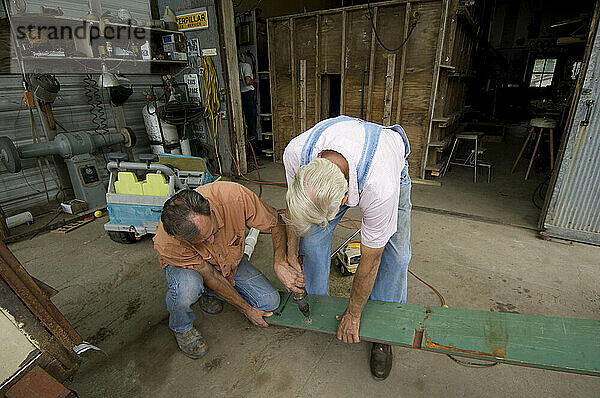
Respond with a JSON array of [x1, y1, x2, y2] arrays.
[[529, 58, 557, 88]]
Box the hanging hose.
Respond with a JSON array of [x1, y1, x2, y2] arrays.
[[157, 102, 204, 125], [83, 74, 109, 135]]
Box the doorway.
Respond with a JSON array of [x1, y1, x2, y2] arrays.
[[321, 74, 341, 119]]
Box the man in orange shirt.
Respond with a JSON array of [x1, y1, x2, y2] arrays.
[[153, 181, 296, 359]]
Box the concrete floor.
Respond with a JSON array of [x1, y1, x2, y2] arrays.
[[413, 123, 549, 229], [7, 131, 600, 397]]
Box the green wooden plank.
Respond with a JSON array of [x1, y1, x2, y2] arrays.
[[267, 292, 425, 348], [422, 306, 600, 376], [267, 292, 600, 376]]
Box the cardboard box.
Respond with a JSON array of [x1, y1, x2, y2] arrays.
[[60, 199, 88, 214]]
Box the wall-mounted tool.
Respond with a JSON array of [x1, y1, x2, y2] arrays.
[[0, 128, 135, 210]]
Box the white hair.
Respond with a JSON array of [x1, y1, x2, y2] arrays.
[[285, 158, 348, 236]]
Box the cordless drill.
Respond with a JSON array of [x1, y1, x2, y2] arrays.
[[293, 256, 310, 318]]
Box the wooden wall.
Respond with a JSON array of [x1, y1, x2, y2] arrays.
[[268, 0, 448, 178]]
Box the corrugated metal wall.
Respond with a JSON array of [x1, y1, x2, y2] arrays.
[[542, 18, 600, 246], [0, 73, 161, 214]]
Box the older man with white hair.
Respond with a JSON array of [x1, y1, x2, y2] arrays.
[[276, 115, 411, 380]]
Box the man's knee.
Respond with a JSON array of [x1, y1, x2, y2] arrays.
[[258, 290, 280, 312], [166, 267, 205, 307]]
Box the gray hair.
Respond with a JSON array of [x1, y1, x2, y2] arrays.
[[285, 158, 348, 236]]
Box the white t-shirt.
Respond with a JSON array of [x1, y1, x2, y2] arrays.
[[239, 62, 254, 93], [283, 119, 406, 248]]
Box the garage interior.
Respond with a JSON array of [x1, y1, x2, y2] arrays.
[[0, 0, 599, 396]]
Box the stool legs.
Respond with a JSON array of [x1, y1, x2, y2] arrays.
[[442, 137, 459, 176], [474, 137, 479, 183], [525, 128, 544, 180], [512, 127, 534, 173]]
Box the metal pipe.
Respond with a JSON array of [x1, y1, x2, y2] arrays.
[[106, 161, 184, 190], [18, 131, 127, 159], [17, 141, 60, 158]]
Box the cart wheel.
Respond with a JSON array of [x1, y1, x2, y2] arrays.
[[333, 256, 341, 272], [340, 264, 353, 276], [334, 257, 352, 276], [107, 230, 137, 244]]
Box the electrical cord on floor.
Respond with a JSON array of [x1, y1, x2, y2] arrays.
[[446, 353, 498, 367], [219, 113, 287, 186], [28, 209, 62, 240], [247, 139, 263, 198], [532, 175, 550, 210]]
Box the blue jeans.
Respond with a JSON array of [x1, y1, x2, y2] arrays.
[[163, 257, 280, 333], [298, 167, 412, 303]]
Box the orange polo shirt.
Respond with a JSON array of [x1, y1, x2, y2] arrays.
[[153, 181, 278, 280]]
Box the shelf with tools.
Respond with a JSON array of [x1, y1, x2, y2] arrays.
[[10, 14, 184, 35], [7, 13, 187, 74], [16, 55, 187, 74]]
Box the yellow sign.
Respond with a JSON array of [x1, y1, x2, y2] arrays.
[[176, 10, 208, 31]]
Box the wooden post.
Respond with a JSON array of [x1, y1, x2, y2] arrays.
[[321, 75, 331, 119], [267, 20, 277, 161], [290, 18, 297, 135], [383, 54, 397, 125], [315, 15, 321, 124], [396, 2, 412, 124], [35, 101, 71, 193], [111, 104, 134, 160], [217, 0, 247, 173], [0, 206, 8, 242], [367, 7, 378, 121], [300, 60, 307, 132], [444, 0, 459, 69], [340, 10, 347, 115]]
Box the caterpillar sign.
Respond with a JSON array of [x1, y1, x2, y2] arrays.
[[176, 9, 209, 31]]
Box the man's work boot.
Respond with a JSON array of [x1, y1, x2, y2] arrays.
[[370, 343, 393, 380], [174, 327, 208, 359], [199, 294, 223, 314]]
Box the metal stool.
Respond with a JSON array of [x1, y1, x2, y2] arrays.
[[511, 118, 557, 180], [443, 132, 488, 182]]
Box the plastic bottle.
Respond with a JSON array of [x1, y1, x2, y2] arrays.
[[163, 6, 178, 31]]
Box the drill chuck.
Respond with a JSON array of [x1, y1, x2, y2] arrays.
[[293, 290, 310, 318]]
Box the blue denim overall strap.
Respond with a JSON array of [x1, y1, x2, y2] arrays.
[[300, 115, 355, 166], [385, 124, 410, 160], [356, 121, 382, 193], [300, 116, 383, 193]]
